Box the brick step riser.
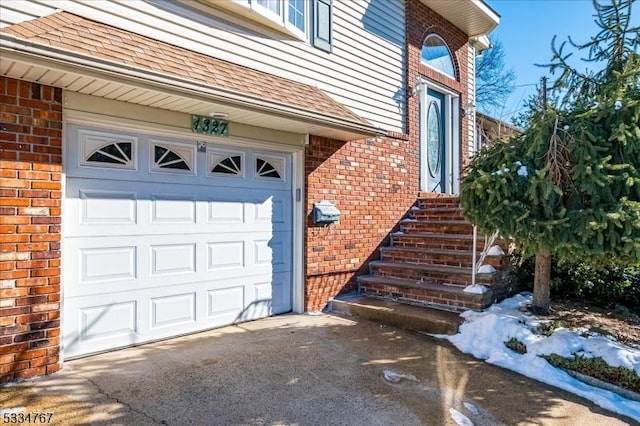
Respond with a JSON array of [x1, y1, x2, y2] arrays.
[[411, 211, 466, 221], [360, 282, 490, 312], [401, 222, 474, 234], [381, 250, 475, 268], [392, 237, 486, 251], [381, 250, 506, 269], [418, 202, 461, 210], [369, 265, 494, 286]]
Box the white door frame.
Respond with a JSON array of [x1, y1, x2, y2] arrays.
[[417, 77, 460, 194]]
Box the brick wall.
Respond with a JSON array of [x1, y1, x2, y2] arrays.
[[303, 1, 472, 311], [406, 0, 471, 163], [0, 77, 62, 382], [304, 135, 419, 311]]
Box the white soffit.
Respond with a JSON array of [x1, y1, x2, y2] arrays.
[[421, 0, 500, 37]]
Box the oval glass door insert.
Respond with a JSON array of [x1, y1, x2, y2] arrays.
[[427, 102, 441, 177]]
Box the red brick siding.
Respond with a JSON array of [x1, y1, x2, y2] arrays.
[[0, 77, 62, 383], [406, 0, 471, 163], [303, 2, 472, 311], [304, 135, 419, 311]]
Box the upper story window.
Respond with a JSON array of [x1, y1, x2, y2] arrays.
[[252, 0, 306, 37], [257, 0, 281, 15], [421, 34, 457, 79], [288, 0, 305, 32], [208, 0, 332, 51]]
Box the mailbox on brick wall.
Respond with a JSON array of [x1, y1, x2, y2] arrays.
[[312, 200, 341, 225]]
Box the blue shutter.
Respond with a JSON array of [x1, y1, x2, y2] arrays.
[[313, 0, 332, 52]]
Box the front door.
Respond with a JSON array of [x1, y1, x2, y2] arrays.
[[423, 89, 446, 193]]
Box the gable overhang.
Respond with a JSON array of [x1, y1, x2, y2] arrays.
[[0, 34, 383, 142], [420, 0, 500, 38]]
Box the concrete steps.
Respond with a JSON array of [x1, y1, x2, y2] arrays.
[[329, 294, 462, 335]]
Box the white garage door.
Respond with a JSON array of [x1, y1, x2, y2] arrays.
[[63, 124, 293, 358]]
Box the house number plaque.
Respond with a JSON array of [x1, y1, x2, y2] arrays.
[[191, 115, 229, 137]]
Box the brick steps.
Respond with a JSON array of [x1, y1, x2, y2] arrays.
[[417, 196, 461, 208], [401, 219, 474, 234], [392, 232, 486, 251], [381, 246, 503, 268], [369, 260, 494, 286], [357, 276, 493, 312], [357, 196, 516, 313], [411, 207, 464, 220]]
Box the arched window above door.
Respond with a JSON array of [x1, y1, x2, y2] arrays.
[[421, 34, 457, 79]]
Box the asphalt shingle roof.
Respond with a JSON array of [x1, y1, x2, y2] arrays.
[[2, 11, 370, 126]]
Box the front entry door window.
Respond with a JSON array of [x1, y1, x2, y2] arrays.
[[426, 89, 445, 192]]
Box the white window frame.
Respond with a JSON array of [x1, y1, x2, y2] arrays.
[[250, 0, 308, 40], [285, 0, 307, 36], [421, 34, 458, 80]]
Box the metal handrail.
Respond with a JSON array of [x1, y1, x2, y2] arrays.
[[471, 227, 500, 286], [476, 229, 500, 270]]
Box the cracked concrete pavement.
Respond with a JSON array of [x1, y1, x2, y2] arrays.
[[1, 313, 635, 425]]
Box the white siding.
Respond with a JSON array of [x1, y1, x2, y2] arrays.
[[1, 0, 406, 133], [0, 0, 57, 27], [467, 43, 477, 157]]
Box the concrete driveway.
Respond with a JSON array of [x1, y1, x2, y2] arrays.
[[1, 313, 634, 425]]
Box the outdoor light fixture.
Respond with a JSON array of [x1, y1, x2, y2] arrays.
[[209, 112, 228, 119]]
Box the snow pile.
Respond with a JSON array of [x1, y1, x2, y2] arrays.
[[463, 284, 489, 294], [486, 245, 505, 256], [437, 293, 640, 422], [492, 161, 528, 178], [477, 264, 496, 274]]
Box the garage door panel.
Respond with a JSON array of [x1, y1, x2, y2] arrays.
[[150, 243, 197, 276], [79, 301, 138, 342], [64, 125, 294, 358], [63, 297, 143, 358], [80, 245, 137, 283], [66, 179, 291, 237], [207, 285, 245, 323], [149, 292, 197, 329], [65, 231, 291, 298], [207, 240, 245, 271], [150, 195, 197, 224], [271, 272, 292, 314], [64, 271, 290, 358]]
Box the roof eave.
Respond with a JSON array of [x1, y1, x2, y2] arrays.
[[421, 0, 500, 38], [0, 34, 384, 140]]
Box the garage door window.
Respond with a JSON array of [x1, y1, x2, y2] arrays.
[[209, 149, 245, 177], [255, 156, 283, 180], [212, 155, 242, 175], [81, 130, 137, 170], [151, 141, 195, 174]]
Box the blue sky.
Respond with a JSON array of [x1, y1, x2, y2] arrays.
[[485, 0, 639, 122]]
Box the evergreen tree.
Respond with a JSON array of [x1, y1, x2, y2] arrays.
[[460, 0, 640, 313]]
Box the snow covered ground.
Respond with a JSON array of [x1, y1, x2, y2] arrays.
[[435, 293, 640, 422]]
